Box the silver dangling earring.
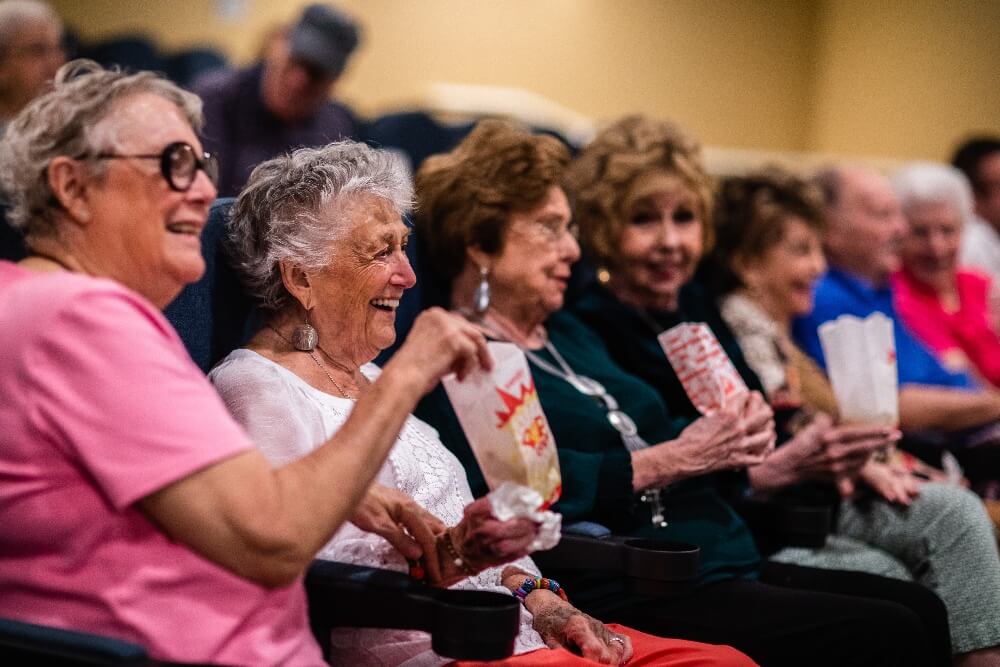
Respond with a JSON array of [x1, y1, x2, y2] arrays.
[[291, 310, 319, 351], [473, 265, 490, 317]]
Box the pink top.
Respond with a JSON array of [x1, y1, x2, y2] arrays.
[[0, 262, 324, 666], [893, 268, 1000, 388]]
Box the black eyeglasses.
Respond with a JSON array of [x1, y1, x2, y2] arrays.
[[88, 142, 219, 192]]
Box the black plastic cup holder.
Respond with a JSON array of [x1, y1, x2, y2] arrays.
[[429, 588, 520, 660], [533, 534, 700, 595], [305, 561, 520, 661], [773, 504, 831, 549], [736, 498, 833, 554]]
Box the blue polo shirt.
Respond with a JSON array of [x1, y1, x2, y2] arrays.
[[792, 269, 975, 389]]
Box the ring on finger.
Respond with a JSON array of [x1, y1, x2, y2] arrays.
[[608, 636, 626, 648]]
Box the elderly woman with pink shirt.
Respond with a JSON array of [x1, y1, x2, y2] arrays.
[[891, 162, 1000, 388]]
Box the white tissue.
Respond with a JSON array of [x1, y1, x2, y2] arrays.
[[488, 482, 562, 551]]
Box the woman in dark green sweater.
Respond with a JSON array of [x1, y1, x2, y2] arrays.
[[412, 119, 945, 667]]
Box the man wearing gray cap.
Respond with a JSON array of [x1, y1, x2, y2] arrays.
[[192, 3, 360, 196]]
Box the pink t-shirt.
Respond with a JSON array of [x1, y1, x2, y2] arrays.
[[0, 263, 324, 666], [893, 268, 1000, 388]]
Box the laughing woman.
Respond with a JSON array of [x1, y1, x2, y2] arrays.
[[705, 167, 1000, 665]]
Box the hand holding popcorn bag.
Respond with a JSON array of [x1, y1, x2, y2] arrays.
[[818, 313, 899, 426], [442, 342, 561, 549], [658, 323, 749, 415]]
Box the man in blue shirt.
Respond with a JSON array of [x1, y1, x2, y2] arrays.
[[794, 165, 1000, 434]]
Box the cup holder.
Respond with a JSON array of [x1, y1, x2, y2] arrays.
[[429, 588, 520, 660], [532, 534, 700, 594]]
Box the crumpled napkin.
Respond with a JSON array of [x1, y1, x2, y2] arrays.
[[488, 481, 561, 551]]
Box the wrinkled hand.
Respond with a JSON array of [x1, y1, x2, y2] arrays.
[[350, 484, 447, 571], [668, 391, 776, 477], [749, 413, 899, 496], [532, 596, 633, 665], [431, 496, 539, 586], [860, 459, 922, 506], [386, 308, 493, 395]]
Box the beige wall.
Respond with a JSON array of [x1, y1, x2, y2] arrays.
[[808, 0, 1000, 161], [49, 0, 1000, 161]]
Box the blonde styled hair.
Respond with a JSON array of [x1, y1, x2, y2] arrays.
[[565, 115, 714, 273]]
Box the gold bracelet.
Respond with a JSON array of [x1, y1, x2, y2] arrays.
[[441, 529, 477, 577]]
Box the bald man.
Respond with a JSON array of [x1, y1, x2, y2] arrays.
[[0, 0, 64, 133], [793, 165, 1000, 437]]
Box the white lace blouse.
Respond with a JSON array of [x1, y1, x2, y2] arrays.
[[210, 349, 544, 667]]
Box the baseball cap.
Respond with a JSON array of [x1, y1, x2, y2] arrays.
[[288, 3, 360, 78]]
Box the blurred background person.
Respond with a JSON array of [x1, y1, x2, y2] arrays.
[[0, 0, 64, 134], [704, 167, 1000, 664], [192, 2, 360, 196], [891, 162, 1000, 388], [952, 137, 1000, 327], [793, 165, 1000, 436]]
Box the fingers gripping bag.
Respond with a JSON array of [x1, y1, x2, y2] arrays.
[[818, 313, 899, 426], [658, 323, 749, 416], [442, 342, 561, 549]]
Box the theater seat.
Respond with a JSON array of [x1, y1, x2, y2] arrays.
[[0, 616, 151, 665], [0, 202, 27, 262]]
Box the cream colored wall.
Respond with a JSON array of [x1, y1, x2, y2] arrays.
[[808, 0, 1000, 161], [49, 0, 1000, 162]]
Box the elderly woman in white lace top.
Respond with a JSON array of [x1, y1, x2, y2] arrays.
[[209, 142, 756, 667]]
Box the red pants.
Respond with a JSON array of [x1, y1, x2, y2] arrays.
[[450, 623, 757, 667]]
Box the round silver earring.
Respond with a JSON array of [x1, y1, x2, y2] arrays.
[[473, 265, 490, 316], [291, 311, 319, 351]]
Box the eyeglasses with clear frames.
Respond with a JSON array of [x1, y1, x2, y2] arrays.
[[86, 142, 219, 192], [532, 218, 579, 243]]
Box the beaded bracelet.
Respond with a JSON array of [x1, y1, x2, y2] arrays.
[[512, 577, 568, 603], [441, 529, 478, 577]]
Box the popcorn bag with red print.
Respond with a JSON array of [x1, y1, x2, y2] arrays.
[[443, 342, 563, 510], [658, 323, 749, 416]]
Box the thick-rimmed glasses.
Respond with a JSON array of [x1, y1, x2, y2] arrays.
[[88, 141, 219, 192]]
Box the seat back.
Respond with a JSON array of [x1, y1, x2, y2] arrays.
[[163, 198, 258, 372], [0, 202, 27, 262], [0, 617, 150, 665]]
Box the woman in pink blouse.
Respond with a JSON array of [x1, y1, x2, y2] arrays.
[[892, 162, 1000, 388]]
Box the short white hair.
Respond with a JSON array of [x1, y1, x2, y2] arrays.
[[228, 141, 413, 313], [891, 161, 975, 227]]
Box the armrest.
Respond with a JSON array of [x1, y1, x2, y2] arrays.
[[305, 560, 520, 661], [0, 616, 151, 665], [531, 524, 700, 595], [736, 497, 832, 555]]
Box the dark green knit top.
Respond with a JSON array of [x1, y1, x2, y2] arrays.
[[414, 309, 759, 584]]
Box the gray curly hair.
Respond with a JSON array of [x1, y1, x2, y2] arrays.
[[0, 59, 202, 241], [227, 141, 413, 313]]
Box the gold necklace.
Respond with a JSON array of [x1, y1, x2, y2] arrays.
[[267, 325, 356, 399]]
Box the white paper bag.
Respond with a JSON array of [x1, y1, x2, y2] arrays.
[[658, 323, 749, 416], [442, 342, 562, 509], [818, 313, 899, 426]]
